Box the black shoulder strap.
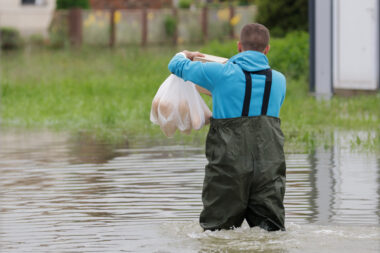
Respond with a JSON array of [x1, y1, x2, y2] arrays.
[[241, 69, 272, 117], [260, 69, 272, 115], [242, 70, 252, 117]]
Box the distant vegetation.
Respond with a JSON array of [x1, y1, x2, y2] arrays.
[[56, 0, 89, 10], [1, 34, 379, 151], [179, 0, 192, 9], [201, 31, 309, 79], [164, 15, 177, 37], [0, 27, 23, 50], [255, 0, 308, 37]]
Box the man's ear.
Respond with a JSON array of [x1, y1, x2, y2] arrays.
[[237, 41, 243, 52], [263, 45, 270, 55]]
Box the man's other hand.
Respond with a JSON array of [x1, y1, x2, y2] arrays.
[[182, 50, 205, 61]]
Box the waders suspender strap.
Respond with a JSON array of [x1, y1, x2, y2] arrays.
[[242, 71, 252, 117], [241, 69, 272, 116]]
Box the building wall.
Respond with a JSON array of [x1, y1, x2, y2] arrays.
[[89, 0, 172, 9], [332, 0, 378, 91], [0, 0, 56, 37], [311, 0, 379, 93]]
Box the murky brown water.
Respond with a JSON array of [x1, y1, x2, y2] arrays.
[[0, 131, 379, 252]]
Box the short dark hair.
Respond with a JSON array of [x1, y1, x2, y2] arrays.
[[240, 23, 270, 52]]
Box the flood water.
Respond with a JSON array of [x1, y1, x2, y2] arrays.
[[0, 131, 379, 252]]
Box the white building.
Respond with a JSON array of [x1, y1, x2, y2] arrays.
[[310, 0, 379, 96], [0, 0, 55, 37]]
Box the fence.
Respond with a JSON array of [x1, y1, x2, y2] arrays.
[[50, 6, 257, 47]]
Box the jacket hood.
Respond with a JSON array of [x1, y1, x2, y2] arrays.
[[229, 50, 270, 71]]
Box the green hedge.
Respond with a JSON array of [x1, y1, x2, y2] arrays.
[[56, 0, 89, 9], [201, 31, 309, 79], [255, 0, 308, 37]]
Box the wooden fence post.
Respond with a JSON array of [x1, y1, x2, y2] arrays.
[[172, 7, 178, 46], [69, 8, 82, 47], [109, 9, 116, 48], [141, 8, 148, 46], [229, 5, 235, 39], [202, 6, 208, 42]]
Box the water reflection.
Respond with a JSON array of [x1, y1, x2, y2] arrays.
[[69, 132, 129, 164], [306, 131, 380, 225], [308, 146, 335, 224], [0, 130, 379, 252]]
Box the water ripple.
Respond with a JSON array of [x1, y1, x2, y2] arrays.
[[0, 131, 379, 252]]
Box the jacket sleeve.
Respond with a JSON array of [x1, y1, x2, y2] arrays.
[[168, 53, 223, 92]]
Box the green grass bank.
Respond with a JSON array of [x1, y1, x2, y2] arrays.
[[1, 33, 379, 152]]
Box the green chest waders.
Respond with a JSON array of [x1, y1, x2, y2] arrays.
[[200, 69, 286, 231]]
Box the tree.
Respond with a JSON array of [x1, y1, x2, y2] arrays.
[[255, 0, 308, 37], [56, 0, 90, 9]]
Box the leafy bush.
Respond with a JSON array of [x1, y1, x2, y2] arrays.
[[238, 0, 256, 5], [217, 0, 255, 6], [48, 12, 69, 49], [269, 31, 309, 79], [49, 29, 68, 49], [255, 0, 308, 37], [164, 15, 177, 37], [0, 27, 23, 50], [56, 0, 89, 9], [200, 40, 237, 58], [28, 34, 45, 47], [179, 0, 192, 9], [201, 31, 309, 79]]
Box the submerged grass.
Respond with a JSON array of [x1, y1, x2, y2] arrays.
[[1, 44, 379, 152], [1, 47, 176, 142]]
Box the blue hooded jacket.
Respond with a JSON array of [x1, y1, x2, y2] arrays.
[[168, 50, 286, 119]]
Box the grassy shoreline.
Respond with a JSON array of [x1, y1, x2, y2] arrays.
[[1, 42, 379, 152]]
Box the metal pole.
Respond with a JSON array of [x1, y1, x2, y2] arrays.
[[229, 5, 235, 39], [314, 0, 333, 98], [109, 9, 116, 48], [378, 0, 380, 89], [141, 8, 148, 47], [202, 6, 208, 42], [172, 7, 178, 46], [309, 0, 315, 92]]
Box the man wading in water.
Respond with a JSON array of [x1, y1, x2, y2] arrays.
[[168, 23, 286, 231]]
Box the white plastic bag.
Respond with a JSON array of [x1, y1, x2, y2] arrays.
[[150, 74, 212, 137]]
